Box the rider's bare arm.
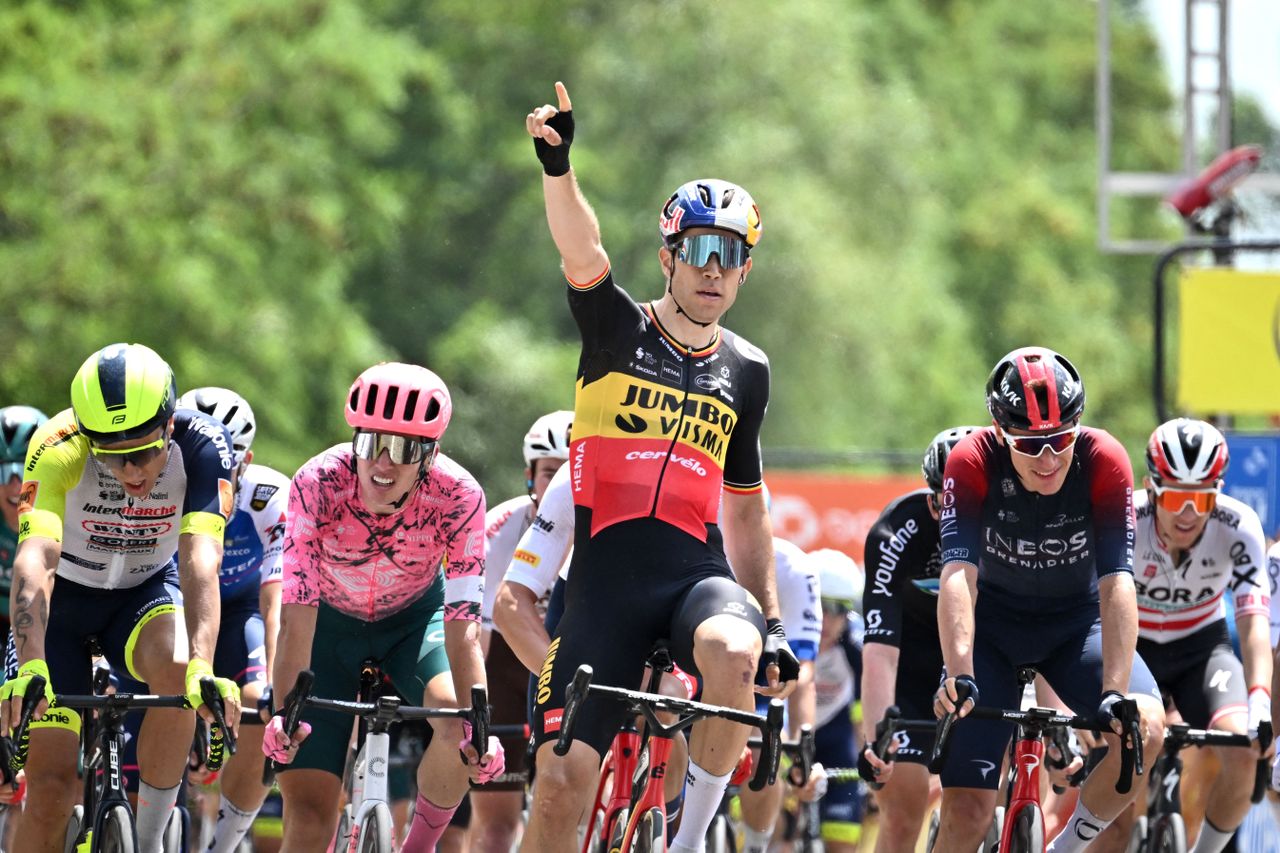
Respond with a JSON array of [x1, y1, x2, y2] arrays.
[[1097, 572, 1138, 697], [493, 581, 552, 675], [178, 531, 224, 666]]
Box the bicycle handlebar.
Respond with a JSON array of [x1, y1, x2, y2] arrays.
[[263, 669, 315, 786], [552, 664, 785, 790], [198, 677, 236, 770], [867, 705, 904, 791], [0, 674, 47, 786], [927, 702, 1144, 794]]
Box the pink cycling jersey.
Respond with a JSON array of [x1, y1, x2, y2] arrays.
[[282, 444, 486, 623]]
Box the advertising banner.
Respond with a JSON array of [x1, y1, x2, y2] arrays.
[[768, 471, 923, 563], [1177, 269, 1280, 414]]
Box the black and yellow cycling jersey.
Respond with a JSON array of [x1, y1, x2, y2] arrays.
[[18, 409, 236, 589], [567, 267, 769, 542]]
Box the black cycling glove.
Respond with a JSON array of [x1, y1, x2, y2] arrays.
[[761, 618, 800, 685], [533, 109, 574, 176], [1096, 690, 1126, 729]]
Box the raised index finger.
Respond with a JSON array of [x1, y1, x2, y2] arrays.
[[555, 81, 572, 112]]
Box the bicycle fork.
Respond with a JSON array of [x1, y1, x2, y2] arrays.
[[999, 735, 1047, 852], [342, 730, 391, 852]]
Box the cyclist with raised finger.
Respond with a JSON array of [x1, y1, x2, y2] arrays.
[[523, 81, 797, 853], [3, 343, 241, 852], [934, 347, 1164, 853], [267, 362, 502, 853]]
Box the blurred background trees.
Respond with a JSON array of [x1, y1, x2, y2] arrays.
[[0, 0, 1262, 499]]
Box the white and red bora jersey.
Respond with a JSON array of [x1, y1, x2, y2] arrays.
[[1133, 490, 1269, 642], [1266, 540, 1280, 647]]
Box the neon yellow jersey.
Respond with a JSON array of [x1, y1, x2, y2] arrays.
[[18, 409, 236, 589]]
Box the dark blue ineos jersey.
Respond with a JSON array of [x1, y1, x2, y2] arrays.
[[938, 427, 1135, 615]]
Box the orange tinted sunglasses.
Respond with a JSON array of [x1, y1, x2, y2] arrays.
[[1151, 483, 1217, 516]]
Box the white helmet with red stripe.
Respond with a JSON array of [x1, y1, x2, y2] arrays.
[[1145, 418, 1229, 487]]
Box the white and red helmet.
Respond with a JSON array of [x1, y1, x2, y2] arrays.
[[345, 363, 452, 441], [1145, 419, 1229, 487]]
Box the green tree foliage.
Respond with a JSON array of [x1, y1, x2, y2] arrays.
[[1, 0, 1235, 499], [0, 0, 425, 470]]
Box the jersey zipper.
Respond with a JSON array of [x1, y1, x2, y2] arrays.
[[649, 342, 694, 519]]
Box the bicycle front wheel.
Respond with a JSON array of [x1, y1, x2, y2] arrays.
[[630, 807, 665, 853], [1150, 814, 1187, 853], [99, 804, 136, 853], [924, 808, 941, 852], [359, 803, 394, 853], [64, 803, 85, 853], [705, 812, 736, 853], [1007, 803, 1044, 853], [1126, 814, 1149, 853]]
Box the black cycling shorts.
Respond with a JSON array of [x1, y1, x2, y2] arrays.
[[1138, 620, 1246, 729], [532, 514, 766, 757]]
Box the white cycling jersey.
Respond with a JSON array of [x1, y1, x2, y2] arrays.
[[503, 463, 574, 600], [814, 613, 862, 729], [1133, 490, 1269, 643], [481, 494, 535, 631], [1267, 540, 1280, 648], [755, 537, 821, 661]]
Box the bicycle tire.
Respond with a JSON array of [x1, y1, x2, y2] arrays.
[[99, 804, 136, 853], [606, 807, 630, 853], [1150, 814, 1187, 853], [1006, 803, 1045, 853], [359, 802, 394, 853], [65, 803, 85, 853], [705, 812, 737, 853], [982, 805, 1005, 852], [630, 807, 664, 853], [1127, 814, 1148, 853], [161, 806, 182, 853], [924, 808, 941, 852]]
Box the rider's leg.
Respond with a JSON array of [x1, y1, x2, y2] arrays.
[[402, 670, 472, 852], [874, 762, 931, 853], [524, 739, 602, 850], [469, 631, 532, 853], [669, 612, 762, 853], [207, 679, 270, 853], [737, 738, 780, 853], [12, 725, 79, 852], [933, 787, 1000, 853], [130, 608, 196, 851], [278, 768, 344, 848], [1192, 727, 1253, 853], [1046, 694, 1166, 853]]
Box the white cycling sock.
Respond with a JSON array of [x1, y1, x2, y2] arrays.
[[668, 759, 730, 853], [743, 824, 773, 853], [135, 779, 181, 851], [207, 793, 260, 853], [1189, 817, 1235, 853], [1045, 798, 1110, 853]]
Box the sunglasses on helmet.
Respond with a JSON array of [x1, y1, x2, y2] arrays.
[[90, 435, 169, 471], [674, 233, 750, 270], [352, 431, 437, 465], [1150, 482, 1218, 516], [1003, 425, 1079, 458]]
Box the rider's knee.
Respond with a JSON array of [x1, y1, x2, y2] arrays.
[[694, 629, 760, 687], [940, 789, 997, 838], [1137, 700, 1165, 753], [531, 752, 592, 818]]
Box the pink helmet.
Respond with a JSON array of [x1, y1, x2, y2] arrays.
[[345, 363, 452, 440]]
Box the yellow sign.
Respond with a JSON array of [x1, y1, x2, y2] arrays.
[[1177, 268, 1280, 413]]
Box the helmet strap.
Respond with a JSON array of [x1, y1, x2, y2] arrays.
[[389, 446, 436, 511], [665, 264, 714, 329]]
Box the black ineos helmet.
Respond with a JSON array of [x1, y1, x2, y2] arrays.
[[922, 426, 984, 492], [985, 347, 1085, 431]]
